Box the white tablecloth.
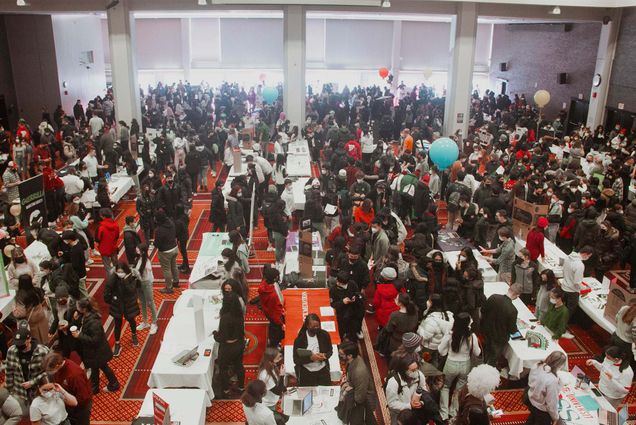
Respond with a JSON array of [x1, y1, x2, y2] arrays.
[[188, 233, 231, 285], [283, 386, 343, 425], [228, 158, 248, 177], [80, 176, 134, 207], [283, 345, 342, 382], [112, 158, 144, 178], [577, 276, 615, 334], [515, 239, 566, 278], [138, 389, 209, 424], [485, 281, 567, 379], [444, 249, 498, 282], [287, 140, 310, 157], [291, 177, 309, 210], [286, 155, 312, 177], [0, 291, 16, 321]]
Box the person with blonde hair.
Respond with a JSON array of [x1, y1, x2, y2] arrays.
[[455, 364, 501, 425]]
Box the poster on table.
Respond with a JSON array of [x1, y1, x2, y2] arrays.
[[18, 174, 46, 231], [152, 393, 171, 425]]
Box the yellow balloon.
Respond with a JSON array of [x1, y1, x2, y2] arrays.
[[534, 90, 551, 108]]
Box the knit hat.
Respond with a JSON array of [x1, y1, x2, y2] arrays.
[[537, 217, 549, 229], [402, 332, 422, 352], [380, 267, 397, 280]]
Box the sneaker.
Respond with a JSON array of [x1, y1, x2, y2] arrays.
[[149, 324, 158, 335], [562, 331, 575, 339], [136, 322, 150, 331], [92, 249, 101, 257], [104, 382, 121, 392], [356, 331, 364, 340], [132, 334, 139, 347], [159, 288, 174, 294], [113, 343, 121, 357], [87, 258, 94, 265], [266, 245, 275, 252]]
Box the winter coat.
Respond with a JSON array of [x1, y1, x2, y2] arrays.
[[97, 218, 119, 256], [209, 188, 227, 224], [417, 311, 454, 350], [104, 274, 140, 320], [574, 218, 600, 250], [136, 194, 155, 224], [77, 312, 113, 368], [154, 218, 177, 252], [226, 195, 245, 231], [123, 225, 141, 263], [157, 184, 184, 217], [372, 282, 400, 327], [258, 281, 284, 326]]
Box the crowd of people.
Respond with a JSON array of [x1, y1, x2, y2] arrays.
[[0, 77, 634, 425]]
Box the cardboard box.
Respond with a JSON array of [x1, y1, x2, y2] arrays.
[[512, 197, 548, 240], [603, 277, 636, 326], [298, 230, 313, 279]]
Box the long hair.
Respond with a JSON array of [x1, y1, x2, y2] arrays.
[[77, 297, 101, 318], [606, 346, 630, 372], [538, 351, 567, 377], [275, 153, 285, 171], [229, 230, 243, 253], [539, 269, 557, 290], [423, 294, 448, 321], [221, 248, 238, 272], [241, 380, 266, 408], [298, 313, 321, 338], [137, 243, 149, 274], [459, 247, 478, 269], [450, 312, 472, 353], [220, 291, 242, 317], [397, 293, 417, 316], [257, 347, 281, 383]]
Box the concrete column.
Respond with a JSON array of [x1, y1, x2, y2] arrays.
[[587, 11, 622, 129], [107, 0, 141, 126], [283, 5, 306, 128], [443, 2, 477, 138], [390, 20, 402, 93], [181, 18, 192, 83]]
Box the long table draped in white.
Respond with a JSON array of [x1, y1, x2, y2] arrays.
[[138, 389, 208, 425], [484, 282, 568, 379]]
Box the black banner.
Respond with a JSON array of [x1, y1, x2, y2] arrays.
[[18, 174, 46, 230]]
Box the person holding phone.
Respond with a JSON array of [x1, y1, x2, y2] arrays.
[[329, 272, 364, 342], [292, 314, 332, 386]]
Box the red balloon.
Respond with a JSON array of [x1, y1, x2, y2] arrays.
[[379, 67, 389, 79]]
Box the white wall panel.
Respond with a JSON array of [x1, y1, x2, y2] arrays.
[[474, 23, 493, 68], [400, 21, 451, 70], [306, 18, 325, 64], [191, 18, 221, 64], [219, 18, 283, 67], [135, 18, 182, 69], [324, 19, 392, 69]]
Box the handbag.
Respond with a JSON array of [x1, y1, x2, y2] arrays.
[[374, 327, 391, 357], [335, 381, 355, 423]]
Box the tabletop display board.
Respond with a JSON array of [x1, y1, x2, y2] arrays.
[[604, 277, 636, 326], [512, 197, 548, 240]]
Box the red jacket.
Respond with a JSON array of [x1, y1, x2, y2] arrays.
[[97, 218, 120, 256], [258, 280, 284, 325], [525, 228, 545, 261], [344, 140, 361, 161], [373, 282, 399, 327], [42, 167, 64, 192]]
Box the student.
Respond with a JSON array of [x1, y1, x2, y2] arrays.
[[540, 287, 569, 340], [481, 283, 522, 366], [133, 243, 158, 335], [535, 269, 558, 322], [213, 292, 245, 397], [292, 314, 332, 386], [385, 293, 419, 355], [481, 227, 515, 284], [338, 341, 376, 425], [511, 247, 539, 305], [525, 352, 567, 425], [103, 261, 140, 357], [258, 266, 285, 348], [586, 346, 634, 409], [256, 348, 286, 413], [241, 380, 276, 425], [44, 353, 93, 425], [122, 216, 141, 265], [417, 294, 454, 370], [29, 375, 78, 425], [561, 246, 594, 333]]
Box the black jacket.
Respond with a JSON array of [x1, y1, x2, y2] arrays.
[[481, 293, 518, 343], [209, 188, 227, 224], [226, 196, 245, 231], [123, 227, 141, 263], [292, 328, 333, 372], [104, 274, 140, 320], [136, 194, 155, 223], [174, 214, 189, 243], [154, 218, 177, 252], [157, 184, 184, 217], [77, 312, 113, 368]]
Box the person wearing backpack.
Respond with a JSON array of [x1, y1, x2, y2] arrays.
[[385, 355, 443, 425], [445, 171, 471, 230]]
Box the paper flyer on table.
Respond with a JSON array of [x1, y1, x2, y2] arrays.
[[319, 306, 334, 317], [321, 321, 336, 332]]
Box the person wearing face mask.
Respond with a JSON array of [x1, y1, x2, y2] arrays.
[[185, 142, 206, 192], [226, 186, 246, 236], [5, 320, 50, 411], [7, 246, 38, 290], [425, 252, 447, 296], [136, 184, 156, 244], [47, 284, 75, 345], [586, 346, 634, 409], [272, 154, 287, 196], [103, 261, 140, 357], [256, 348, 287, 422], [330, 272, 364, 342], [385, 356, 441, 425], [292, 314, 332, 387], [539, 287, 569, 340], [60, 232, 88, 299], [28, 374, 77, 425], [213, 292, 245, 397], [349, 171, 371, 204], [279, 178, 295, 219], [369, 218, 389, 270], [481, 283, 522, 366], [156, 173, 184, 219], [557, 202, 581, 254], [43, 352, 92, 425], [338, 341, 376, 425], [523, 351, 566, 425], [546, 192, 562, 243], [2, 161, 21, 205]]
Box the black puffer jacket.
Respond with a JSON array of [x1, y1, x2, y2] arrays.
[[104, 274, 140, 320], [77, 312, 113, 368]]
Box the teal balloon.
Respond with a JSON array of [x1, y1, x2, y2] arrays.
[[429, 137, 459, 170], [262, 87, 278, 104]]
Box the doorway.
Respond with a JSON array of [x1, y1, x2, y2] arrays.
[[565, 98, 589, 135]]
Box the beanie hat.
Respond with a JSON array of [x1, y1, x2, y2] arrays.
[[380, 267, 397, 280], [537, 217, 549, 229], [402, 332, 423, 352]]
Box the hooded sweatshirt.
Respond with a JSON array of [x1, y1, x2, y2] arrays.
[[97, 218, 120, 256], [258, 280, 284, 326], [527, 364, 561, 421], [561, 252, 584, 293]]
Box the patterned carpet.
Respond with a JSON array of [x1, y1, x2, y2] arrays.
[[29, 163, 632, 424]]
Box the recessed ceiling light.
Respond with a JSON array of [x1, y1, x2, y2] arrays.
[[382, 0, 391, 7], [16, 0, 26, 6], [548, 6, 561, 15], [198, 0, 207, 5]]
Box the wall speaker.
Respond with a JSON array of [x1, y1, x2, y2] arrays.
[[557, 73, 568, 84], [499, 62, 508, 72]]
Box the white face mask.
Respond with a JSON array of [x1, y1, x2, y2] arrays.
[[459, 255, 466, 261], [357, 179, 363, 184], [116, 272, 126, 279], [371, 227, 379, 234], [407, 370, 419, 379], [41, 390, 54, 399], [196, 146, 204, 152], [549, 298, 557, 305]]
